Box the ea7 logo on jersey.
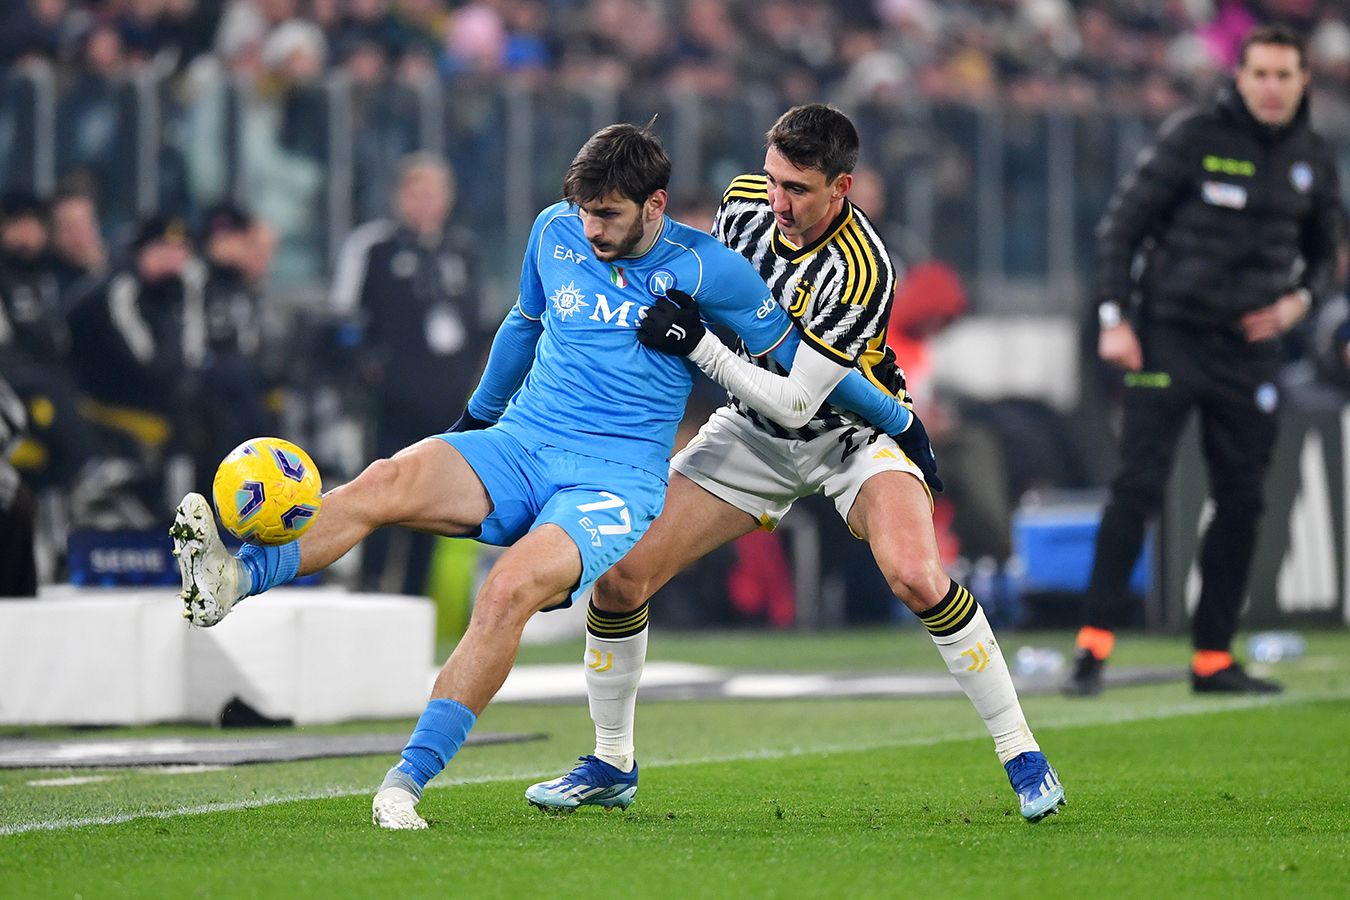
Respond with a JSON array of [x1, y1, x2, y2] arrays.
[[576, 491, 631, 547], [553, 244, 587, 263], [550, 281, 589, 319]]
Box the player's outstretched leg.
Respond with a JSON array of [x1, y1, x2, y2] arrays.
[[171, 492, 249, 626]]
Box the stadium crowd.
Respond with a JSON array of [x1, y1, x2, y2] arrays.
[[2, 1, 1349, 118]]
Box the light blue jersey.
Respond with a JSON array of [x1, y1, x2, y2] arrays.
[[493, 202, 790, 478]]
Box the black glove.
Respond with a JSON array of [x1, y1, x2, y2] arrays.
[[637, 288, 705, 356], [871, 345, 911, 401], [447, 409, 493, 432], [895, 411, 943, 493]]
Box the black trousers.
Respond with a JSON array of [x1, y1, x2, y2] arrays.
[[1083, 318, 1280, 652]]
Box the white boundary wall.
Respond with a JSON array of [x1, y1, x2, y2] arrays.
[[0, 587, 434, 725]]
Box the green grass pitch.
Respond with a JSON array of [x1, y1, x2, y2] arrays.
[[2, 628, 1347, 898]]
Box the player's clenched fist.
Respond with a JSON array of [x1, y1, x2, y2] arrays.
[[638, 288, 705, 356]]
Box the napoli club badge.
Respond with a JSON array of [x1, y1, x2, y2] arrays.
[[646, 268, 677, 298], [1290, 162, 1313, 194]]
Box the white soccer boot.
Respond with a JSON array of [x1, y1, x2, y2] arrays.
[[170, 492, 244, 627], [372, 786, 427, 830]]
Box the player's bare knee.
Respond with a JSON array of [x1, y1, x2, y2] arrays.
[[355, 456, 402, 498], [352, 455, 424, 521], [473, 566, 548, 629], [883, 557, 947, 611], [593, 565, 646, 613]]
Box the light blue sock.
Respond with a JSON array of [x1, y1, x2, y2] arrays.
[[393, 699, 477, 791], [236, 542, 301, 597]]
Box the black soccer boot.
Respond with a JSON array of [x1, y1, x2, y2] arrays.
[[1061, 648, 1106, 697], [1191, 661, 1283, 694]]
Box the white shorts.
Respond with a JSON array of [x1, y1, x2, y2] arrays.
[[671, 406, 928, 533]]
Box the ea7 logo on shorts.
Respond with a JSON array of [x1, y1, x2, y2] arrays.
[[576, 491, 631, 547]]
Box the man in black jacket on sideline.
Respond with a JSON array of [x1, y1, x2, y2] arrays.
[[330, 153, 486, 596], [1066, 24, 1346, 696]]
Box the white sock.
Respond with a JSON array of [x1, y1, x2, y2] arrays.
[[584, 601, 649, 773], [922, 584, 1038, 764]]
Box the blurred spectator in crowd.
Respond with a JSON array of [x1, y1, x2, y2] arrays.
[[57, 22, 140, 232], [333, 0, 399, 62], [0, 376, 36, 596], [1, 191, 63, 475], [331, 153, 485, 594], [67, 214, 207, 515], [49, 188, 108, 302], [0, 191, 61, 346], [195, 202, 278, 481], [0, 190, 102, 509], [215, 0, 301, 74], [0, 0, 75, 67]]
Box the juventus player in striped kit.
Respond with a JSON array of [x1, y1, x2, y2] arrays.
[[527, 105, 1065, 821]]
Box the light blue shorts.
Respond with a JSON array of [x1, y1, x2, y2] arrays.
[[434, 427, 666, 607]]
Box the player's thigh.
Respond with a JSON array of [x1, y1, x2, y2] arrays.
[[377, 435, 491, 534], [848, 471, 940, 555], [843, 464, 947, 604], [606, 471, 760, 599]]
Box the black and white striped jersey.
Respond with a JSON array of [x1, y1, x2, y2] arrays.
[[713, 172, 901, 440]]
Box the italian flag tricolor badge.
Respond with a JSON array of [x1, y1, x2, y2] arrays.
[[610, 266, 628, 288]]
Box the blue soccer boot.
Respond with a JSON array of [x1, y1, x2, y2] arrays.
[[1004, 751, 1065, 822], [526, 756, 638, 812]]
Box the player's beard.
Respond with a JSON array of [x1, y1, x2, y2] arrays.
[[590, 215, 646, 261]]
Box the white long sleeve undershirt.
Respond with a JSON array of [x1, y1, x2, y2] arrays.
[[687, 331, 848, 430]]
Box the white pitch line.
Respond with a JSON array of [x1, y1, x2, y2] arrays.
[[2, 689, 1345, 838], [25, 776, 114, 788]]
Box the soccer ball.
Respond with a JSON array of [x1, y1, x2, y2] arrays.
[[212, 437, 323, 545]]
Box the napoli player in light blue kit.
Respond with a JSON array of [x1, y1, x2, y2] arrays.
[[170, 123, 937, 829]]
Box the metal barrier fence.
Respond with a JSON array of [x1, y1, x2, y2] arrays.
[[3, 62, 1348, 312]]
